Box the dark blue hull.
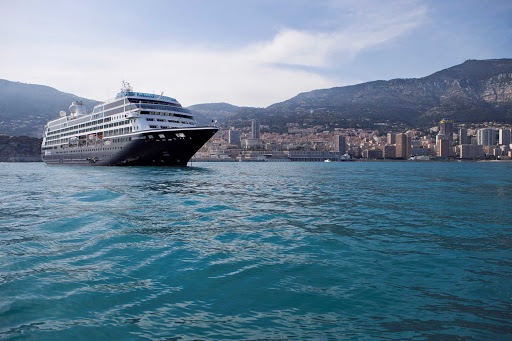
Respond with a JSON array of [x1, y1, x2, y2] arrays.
[[42, 127, 218, 166]]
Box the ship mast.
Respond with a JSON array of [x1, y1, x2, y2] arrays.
[[121, 80, 133, 92]]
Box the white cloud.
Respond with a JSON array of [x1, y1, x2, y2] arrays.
[[251, 2, 426, 67], [0, 1, 426, 107], [0, 44, 336, 107]]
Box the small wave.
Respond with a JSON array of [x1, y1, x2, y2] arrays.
[[69, 190, 122, 202], [195, 205, 239, 213]]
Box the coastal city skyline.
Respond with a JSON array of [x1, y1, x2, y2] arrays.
[[1, 0, 511, 107], [194, 119, 512, 161]]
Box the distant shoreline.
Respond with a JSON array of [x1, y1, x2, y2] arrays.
[[2, 159, 510, 164], [0, 157, 42, 162], [191, 158, 512, 162]]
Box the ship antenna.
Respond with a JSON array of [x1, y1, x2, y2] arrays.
[[159, 91, 164, 100], [121, 80, 133, 92]]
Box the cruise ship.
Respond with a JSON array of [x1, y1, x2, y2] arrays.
[[41, 82, 218, 166]]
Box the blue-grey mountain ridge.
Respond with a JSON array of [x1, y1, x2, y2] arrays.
[[1, 59, 512, 136]]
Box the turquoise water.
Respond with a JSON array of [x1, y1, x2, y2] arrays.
[[1, 162, 511, 340]]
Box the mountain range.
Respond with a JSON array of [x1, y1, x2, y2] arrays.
[[1, 58, 511, 136], [0, 80, 100, 136], [195, 59, 512, 131]]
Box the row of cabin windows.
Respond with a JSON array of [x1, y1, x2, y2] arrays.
[[47, 120, 130, 140], [145, 125, 177, 130], [104, 99, 125, 111], [45, 127, 133, 145], [145, 118, 193, 125], [50, 103, 131, 133], [139, 110, 195, 121], [56, 146, 124, 154], [92, 99, 183, 117], [89, 104, 133, 119], [136, 104, 193, 118], [47, 117, 113, 136], [92, 97, 181, 114], [51, 136, 133, 152]]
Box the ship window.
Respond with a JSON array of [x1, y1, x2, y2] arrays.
[[159, 134, 165, 138], [149, 125, 158, 129], [146, 118, 154, 121], [104, 99, 124, 111]]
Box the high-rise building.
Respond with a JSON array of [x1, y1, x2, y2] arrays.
[[228, 129, 241, 146], [459, 128, 468, 145], [382, 145, 396, 159], [387, 133, 396, 145], [333, 135, 346, 154], [251, 119, 260, 139], [436, 139, 450, 157], [395, 133, 410, 159], [477, 128, 496, 146], [438, 119, 454, 143], [499, 128, 511, 146]]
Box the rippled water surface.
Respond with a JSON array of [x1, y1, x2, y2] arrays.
[[1, 162, 511, 340]]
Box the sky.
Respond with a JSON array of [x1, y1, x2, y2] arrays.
[[0, 0, 511, 107]]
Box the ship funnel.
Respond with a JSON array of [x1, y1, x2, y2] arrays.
[[69, 101, 87, 117]]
